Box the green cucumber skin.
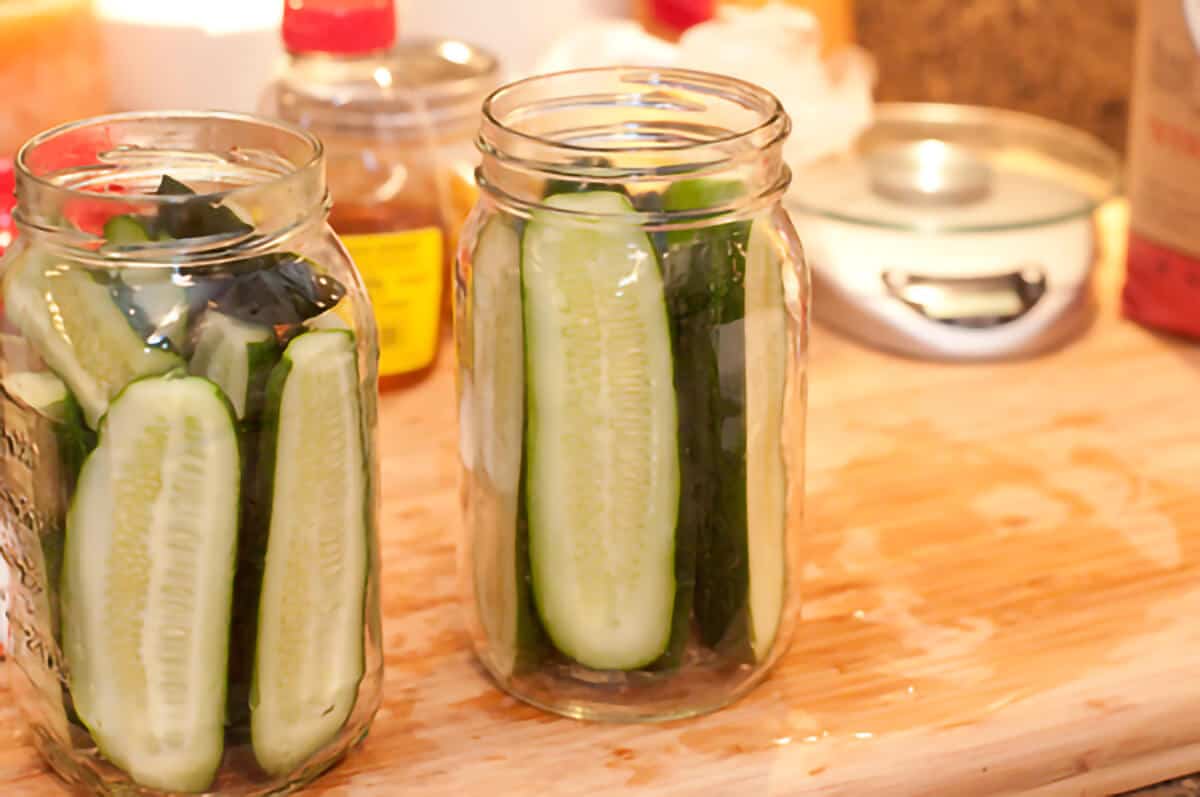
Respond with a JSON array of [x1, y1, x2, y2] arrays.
[[241, 339, 281, 422], [224, 414, 272, 738], [228, 345, 300, 740], [661, 180, 756, 658], [541, 158, 630, 200], [45, 391, 95, 641], [510, 264, 553, 674], [657, 247, 715, 671], [705, 247, 752, 657], [224, 430, 262, 733], [187, 314, 281, 733], [512, 447, 548, 674], [225, 338, 283, 734], [703, 342, 750, 654], [102, 214, 155, 245], [230, 343, 302, 741], [55, 397, 96, 483]]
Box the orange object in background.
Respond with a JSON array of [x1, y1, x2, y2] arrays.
[[0, 0, 109, 156], [723, 0, 854, 51], [639, 0, 854, 50]]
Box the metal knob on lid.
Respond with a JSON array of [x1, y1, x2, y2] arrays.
[[868, 139, 993, 207]]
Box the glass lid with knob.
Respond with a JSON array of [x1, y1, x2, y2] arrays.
[[787, 102, 1122, 234]]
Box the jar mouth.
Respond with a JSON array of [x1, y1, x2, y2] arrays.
[[477, 67, 791, 218], [17, 110, 324, 203], [13, 111, 328, 262], [481, 66, 787, 156]]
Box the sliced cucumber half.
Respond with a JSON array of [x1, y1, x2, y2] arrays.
[[251, 330, 368, 776], [522, 191, 680, 671], [189, 311, 278, 420], [4, 253, 182, 427], [743, 219, 789, 660], [473, 219, 525, 491], [61, 375, 240, 793], [469, 218, 528, 677]]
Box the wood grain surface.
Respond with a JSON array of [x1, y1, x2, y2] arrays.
[[6, 201, 1200, 796]]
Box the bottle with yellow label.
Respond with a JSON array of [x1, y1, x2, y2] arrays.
[[262, 0, 500, 389]]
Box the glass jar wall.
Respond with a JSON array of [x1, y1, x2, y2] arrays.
[[455, 67, 809, 721], [0, 112, 382, 795]]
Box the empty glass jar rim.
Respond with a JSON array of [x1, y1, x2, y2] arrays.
[[16, 110, 324, 206], [476, 67, 792, 221], [481, 66, 789, 154], [12, 111, 330, 266]]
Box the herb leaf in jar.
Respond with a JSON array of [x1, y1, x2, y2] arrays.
[[208, 254, 346, 327], [156, 174, 254, 239], [102, 177, 348, 328], [154, 176, 346, 326]]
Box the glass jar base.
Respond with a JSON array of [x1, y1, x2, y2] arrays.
[[474, 646, 781, 724], [31, 723, 371, 797]]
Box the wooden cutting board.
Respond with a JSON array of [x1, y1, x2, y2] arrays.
[[5, 201, 1200, 796]]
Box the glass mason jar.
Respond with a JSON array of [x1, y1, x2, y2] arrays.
[[455, 68, 809, 721], [0, 112, 382, 794]]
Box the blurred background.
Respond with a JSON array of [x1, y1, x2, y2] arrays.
[[856, 0, 1134, 152], [0, 0, 1136, 157], [0, 0, 1154, 368]]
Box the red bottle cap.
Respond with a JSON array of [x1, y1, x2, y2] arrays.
[[0, 158, 13, 203], [646, 0, 715, 36], [0, 158, 15, 258], [282, 0, 396, 55]]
